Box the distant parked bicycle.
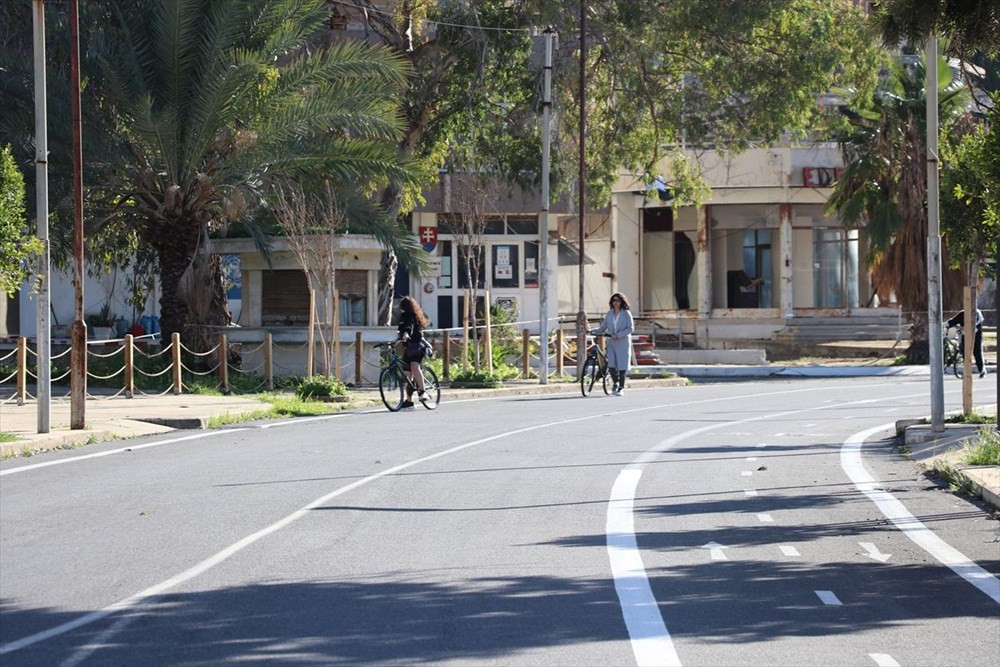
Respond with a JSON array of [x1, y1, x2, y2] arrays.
[[943, 328, 964, 378], [375, 341, 440, 411], [580, 332, 613, 397]]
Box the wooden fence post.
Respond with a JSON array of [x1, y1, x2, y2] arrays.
[[355, 331, 363, 386], [218, 334, 229, 394], [443, 333, 451, 381], [264, 332, 273, 390], [124, 334, 134, 398], [172, 332, 182, 394], [16, 336, 26, 405], [333, 287, 341, 381], [522, 329, 530, 378], [307, 288, 315, 379], [483, 290, 493, 374], [555, 328, 564, 377]]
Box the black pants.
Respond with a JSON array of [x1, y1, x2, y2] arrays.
[[610, 368, 626, 389], [973, 329, 984, 373]]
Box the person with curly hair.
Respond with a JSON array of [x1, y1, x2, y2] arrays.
[[397, 297, 431, 407]]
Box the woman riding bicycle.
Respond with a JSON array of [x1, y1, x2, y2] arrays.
[[397, 296, 430, 407], [591, 292, 634, 396]]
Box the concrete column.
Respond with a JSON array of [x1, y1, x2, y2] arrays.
[[247, 271, 262, 327], [696, 205, 712, 318], [780, 203, 794, 318]]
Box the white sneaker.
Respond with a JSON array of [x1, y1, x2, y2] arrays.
[[418, 390, 428, 402], [617, 387, 625, 396], [612, 387, 621, 396]]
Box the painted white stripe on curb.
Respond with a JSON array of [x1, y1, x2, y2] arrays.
[[869, 653, 900, 667], [842, 423, 1000, 605], [779, 546, 800, 557], [815, 590, 842, 605]]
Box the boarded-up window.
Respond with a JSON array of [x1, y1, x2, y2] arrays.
[[262, 270, 311, 325], [262, 269, 368, 326]]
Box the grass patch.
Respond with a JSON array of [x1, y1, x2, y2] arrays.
[[963, 428, 1000, 466], [203, 391, 377, 428], [944, 412, 996, 424], [0, 432, 19, 443]]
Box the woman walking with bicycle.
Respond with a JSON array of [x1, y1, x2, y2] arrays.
[[397, 296, 431, 407], [591, 292, 634, 396]]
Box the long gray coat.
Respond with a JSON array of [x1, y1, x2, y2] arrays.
[[593, 307, 634, 372]]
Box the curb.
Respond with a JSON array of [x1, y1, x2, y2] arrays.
[[924, 459, 1000, 511]]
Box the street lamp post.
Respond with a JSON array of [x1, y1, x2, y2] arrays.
[[575, 1, 587, 377]]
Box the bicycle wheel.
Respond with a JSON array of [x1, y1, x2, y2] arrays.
[[379, 366, 406, 411], [580, 356, 599, 396], [601, 359, 612, 395], [419, 366, 440, 410]]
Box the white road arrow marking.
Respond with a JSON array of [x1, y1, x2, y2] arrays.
[[859, 542, 892, 563], [815, 590, 843, 606], [702, 542, 729, 560]]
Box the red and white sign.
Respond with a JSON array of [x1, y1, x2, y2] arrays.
[[418, 225, 438, 251], [802, 167, 844, 187]]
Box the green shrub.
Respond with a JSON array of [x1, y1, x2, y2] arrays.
[[295, 376, 347, 399], [450, 368, 504, 387]]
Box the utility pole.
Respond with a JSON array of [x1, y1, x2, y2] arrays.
[[926, 34, 944, 432], [575, 1, 587, 377], [32, 0, 50, 433], [539, 27, 554, 384], [69, 0, 86, 429]]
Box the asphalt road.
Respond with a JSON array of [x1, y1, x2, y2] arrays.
[[1, 377, 998, 666]]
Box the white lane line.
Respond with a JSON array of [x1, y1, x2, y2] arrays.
[[756, 513, 774, 523], [0, 430, 248, 477], [815, 590, 843, 606], [869, 653, 900, 667], [741, 471, 753, 477], [803, 423, 818, 428], [842, 423, 1000, 605], [744, 490, 759, 497], [755, 443, 768, 448], [779, 545, 800, 557], [746, 456, 758, 462], [609, 470, 683, 666]]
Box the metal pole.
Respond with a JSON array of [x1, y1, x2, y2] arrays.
[[925, 35, 944, 431], [576, 2, 587, 377], [539, 28, 554, 384], [32, 0, 51, 433], [69, 0, 86, 429]]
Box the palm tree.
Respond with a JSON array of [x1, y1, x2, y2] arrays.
[[91, 0, 421, 345], [826, 50, 970, 362]]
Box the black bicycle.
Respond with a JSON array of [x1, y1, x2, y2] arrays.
[[375, 341, 440, 411], [943, 328, 964, 378], [580, 332, 613, 397]]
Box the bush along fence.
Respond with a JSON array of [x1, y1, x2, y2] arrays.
[[0, 322, 602, 404]]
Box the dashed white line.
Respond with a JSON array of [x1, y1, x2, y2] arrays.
[[815, 590, 843, 606], [746, 456, 758, 462], [779, 545, 800, 557], [869, 653, 900, 667], [755, 443, 768, 448], [756, 513, 774, 523], [744, 490, 759, 497], [741, 471, 753, 477]]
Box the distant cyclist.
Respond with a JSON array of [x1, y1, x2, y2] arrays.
[[945, 307, 986, 378], [397, 296, 431, 407], [591, 292, 635, 395]]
